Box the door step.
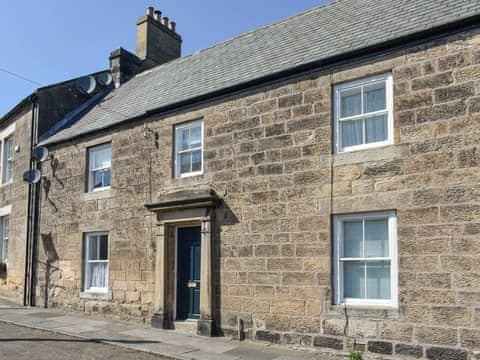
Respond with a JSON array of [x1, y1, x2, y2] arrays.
[[174, 320, 198, 335]]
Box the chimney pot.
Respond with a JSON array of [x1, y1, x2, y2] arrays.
[[161, 16, 169, 27], [146, 6, 154, 17], [154, 10, 162, 21], [169, 21, 176, 32]]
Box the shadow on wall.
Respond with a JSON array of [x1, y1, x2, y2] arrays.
[[212, 199, 242, 338], [39, 233, 62, 308]]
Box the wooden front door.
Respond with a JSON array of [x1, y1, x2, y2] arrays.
[[176, 226, 201, 320]]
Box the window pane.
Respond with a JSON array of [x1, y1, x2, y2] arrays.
[[365, 115, 387, 144], [99, 235, 108, 260], [180, 153, 191, 174], [103, 169, 111, 187], [340, 88, 362, 117], [342, 120, 363, 148], [86, 262, 108, 290], [344, 261, 365, 299], [190, 126, 201, 148], [93, 171, 104, 189], [180, 129, 190, 150], [364, 82, 386, 113], [365, 219, 389, 257], [343, 221, 362, 257], [2, 216, 8, 239], [366, 261, 391, 299], [93, 147, 111, 169], [88, 236, 98, 260], [191, 150, 202, 172]]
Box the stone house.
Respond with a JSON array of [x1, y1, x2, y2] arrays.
[[0, 71, 112, 304], [6, 0, 480, 358]]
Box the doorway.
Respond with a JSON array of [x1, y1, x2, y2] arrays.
[[176, 226, 201, 320]]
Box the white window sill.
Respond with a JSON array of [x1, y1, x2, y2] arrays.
[[175, 171, 204, 179], [337, 140, 394, 154], [82, 188, 112, 201], [89, 186, 111, 193], [80, 291, 109, 300], [0, 181, 13, 188]]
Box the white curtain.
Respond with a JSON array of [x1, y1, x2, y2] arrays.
[[88, 262, 107, 289]]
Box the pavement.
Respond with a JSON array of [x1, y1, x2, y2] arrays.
[[0, 297, 338, 360], [0, 322, 169, 359]]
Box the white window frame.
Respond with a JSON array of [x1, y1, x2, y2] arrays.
[[333, 73, 394, 153], [2, 136, 13, 184], [88, 143, 111, 192], [333, 211, 398, 308], [0, 216, 9, 262], [83, 232, 109, 293], [0, 123, 15, 185], [174, 119, 204, 179]]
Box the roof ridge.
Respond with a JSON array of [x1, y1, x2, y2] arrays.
[[134, 0, 339, 79]]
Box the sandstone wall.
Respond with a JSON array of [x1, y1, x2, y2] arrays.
[[39, 28, 480, 358]]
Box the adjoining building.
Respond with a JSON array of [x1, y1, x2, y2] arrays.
[[2, 1, 480, 358]]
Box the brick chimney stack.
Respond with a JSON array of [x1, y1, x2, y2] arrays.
[[136, 6, 182, 65]]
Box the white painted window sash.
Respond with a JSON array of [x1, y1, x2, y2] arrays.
[[84, 232, 109, 293], [174, 119, 204, 178], [0, 216, 8, 262], [334, 73, 394, 153], [88, 143, 111, 192], [333, 211, 398, 308]]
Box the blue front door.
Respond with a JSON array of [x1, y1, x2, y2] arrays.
[[176, 226, 201, 320]]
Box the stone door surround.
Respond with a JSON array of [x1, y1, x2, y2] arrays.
[[145, 187, 220, 336]]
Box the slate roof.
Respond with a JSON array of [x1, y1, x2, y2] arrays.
[[43, 0, 480, 145]]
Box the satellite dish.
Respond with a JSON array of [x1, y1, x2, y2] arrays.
[[23, 169, 42, 184], [32, 147, 49, 162], [97, 72, 113, 87], [76, 75, 96, 95]]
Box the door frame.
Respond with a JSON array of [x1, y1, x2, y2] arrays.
[[173, 223, 201, 321]]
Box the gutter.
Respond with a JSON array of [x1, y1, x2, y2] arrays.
[[43, 14, 480, 148]]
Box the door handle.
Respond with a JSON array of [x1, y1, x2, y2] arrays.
[[187, 282, 197, 288]]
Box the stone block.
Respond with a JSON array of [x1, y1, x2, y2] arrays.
[[368, 341, 393, 355], [426, 347, 468, 360], [313, 335, 343, 350], [395, 343, 423, 358], [271, 299, 305, 315]]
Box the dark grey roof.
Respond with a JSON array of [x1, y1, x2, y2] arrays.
[[43, 0, 480, 145]]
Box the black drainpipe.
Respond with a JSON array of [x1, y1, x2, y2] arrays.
[[23, 94, 39, 307]]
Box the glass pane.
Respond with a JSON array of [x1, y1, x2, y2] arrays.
[[180, 129, 190, 150], [93, 171, 104, 188], [365, 115, 387, 143], [86, 262, 108, 289], [88, 236, 98, 260], [365, 219, 389, 257], [364, 82, 386, 113], [190, 125, 202, 148], [2, 216, 8, 239], [180, 152, 191, 174], [99, 235, 108, 260], [5, 138, 12, 159], [103, 169, 111, 187], [93, 147, 111, 169], [191, 150, 202, 172], [342, 120, 363, 148], [343, 221, 362, 257], [344, 261, 365, 299], [366, 261, 391, 299], [340, 88, 362, 117]]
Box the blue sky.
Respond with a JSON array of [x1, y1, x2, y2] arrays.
[[0, 1, 329, 117]]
